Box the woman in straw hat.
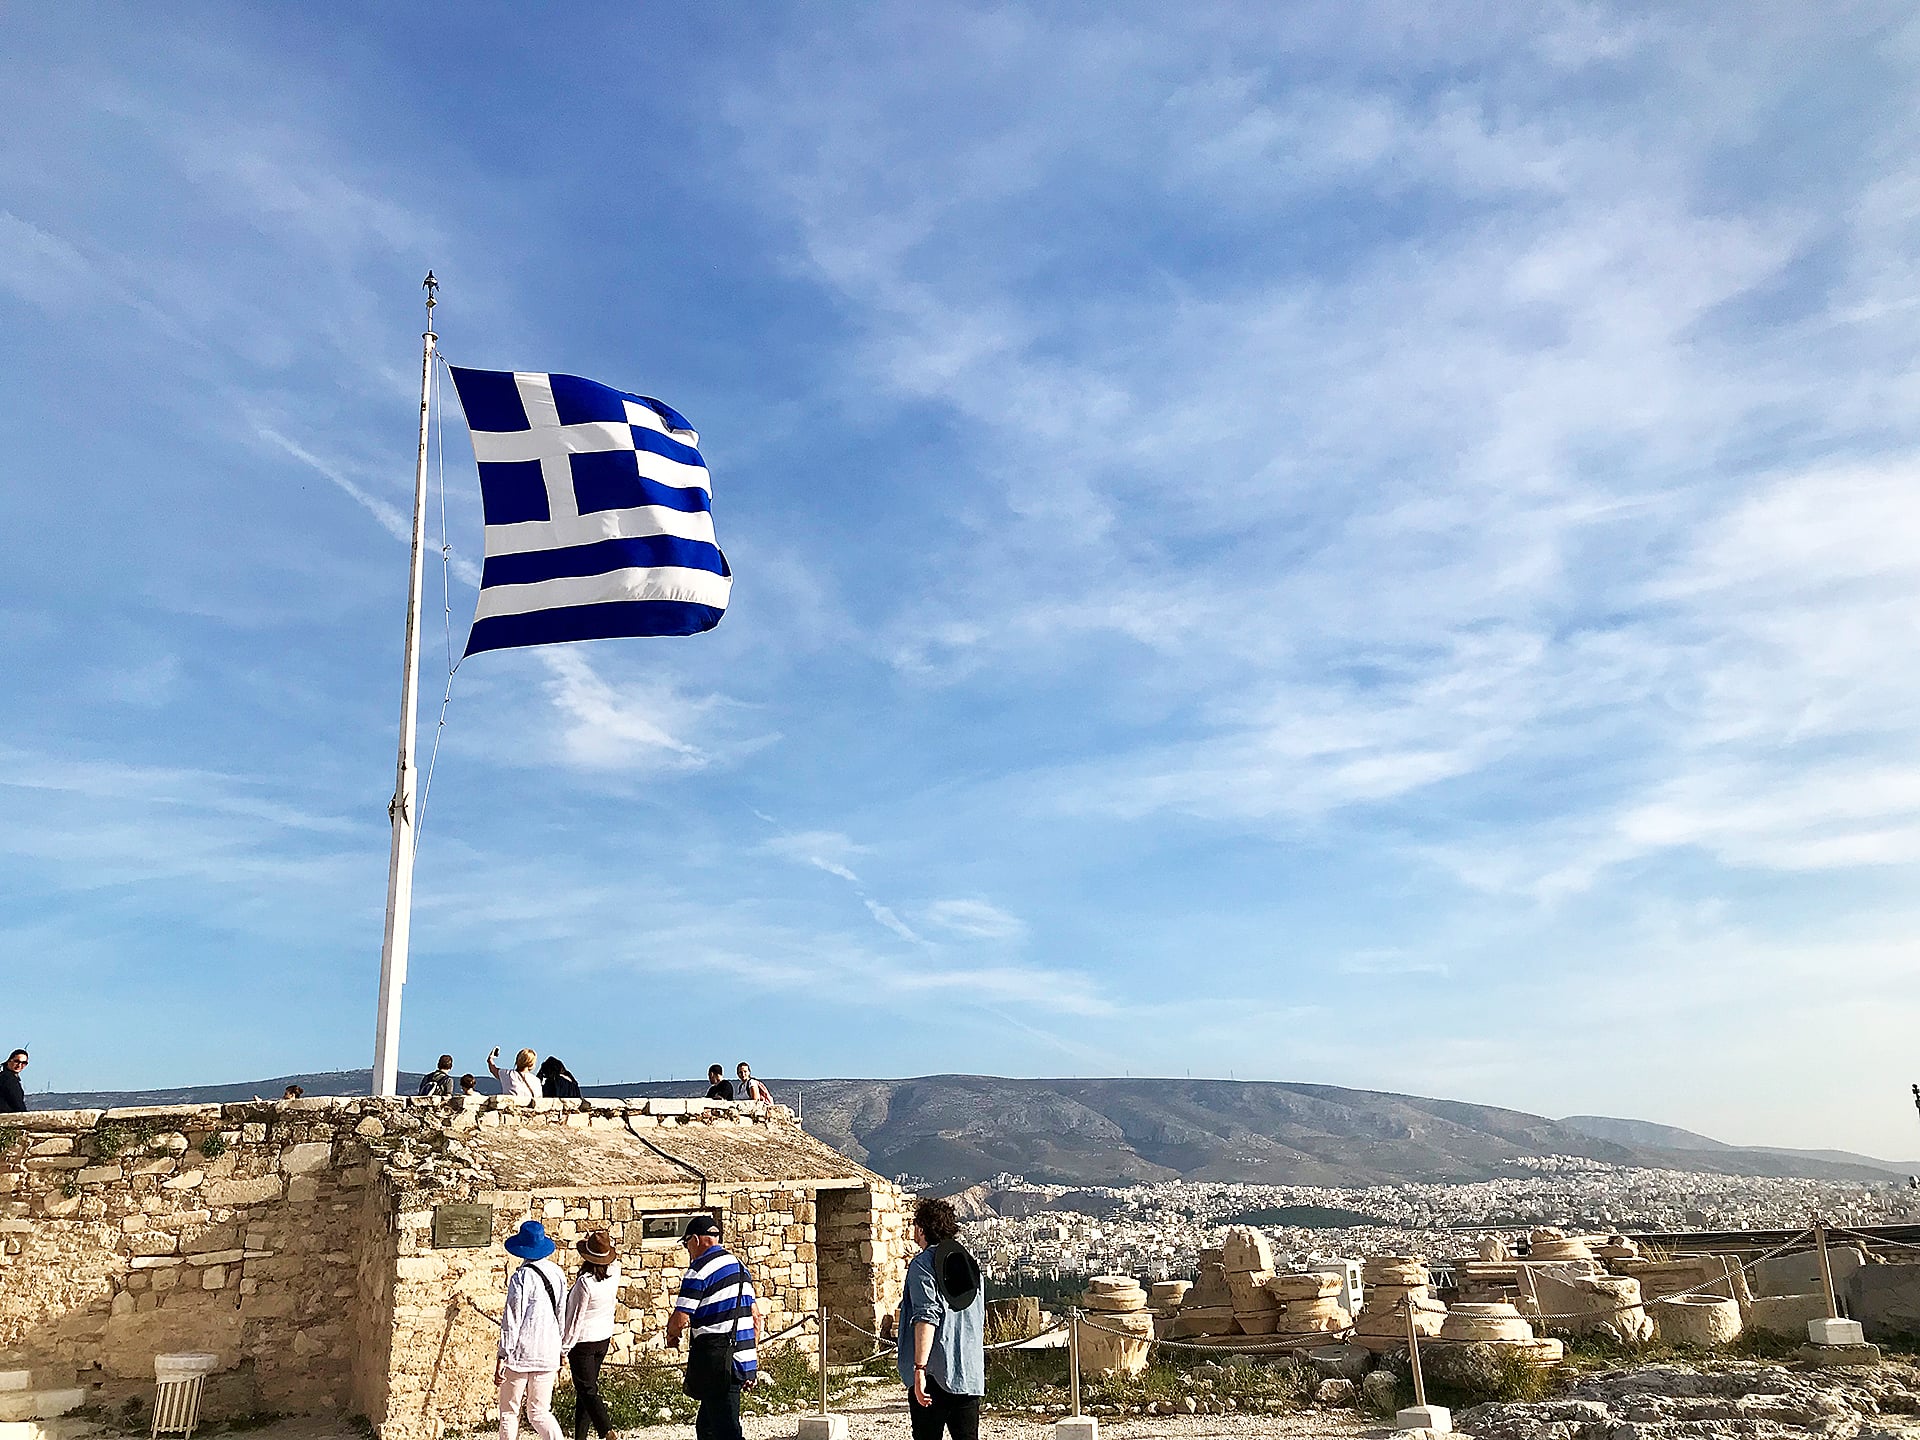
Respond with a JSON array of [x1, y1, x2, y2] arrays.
[[562, 1231, 622, 1440]]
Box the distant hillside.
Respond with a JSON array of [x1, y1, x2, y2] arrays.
[[1559, 1114, 1733, 1152], [754, 1076, 1905, 1188], [1562, 1114, 1919, 1178], [20, 1072, 1908, 1189]]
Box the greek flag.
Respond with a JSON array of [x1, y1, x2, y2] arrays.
[[448, 367, 731, 657]]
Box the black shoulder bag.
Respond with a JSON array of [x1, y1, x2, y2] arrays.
[[682, 1255, 757, 1397]]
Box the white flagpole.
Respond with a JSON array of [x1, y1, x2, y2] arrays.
[[372, 272, 438, 1098]]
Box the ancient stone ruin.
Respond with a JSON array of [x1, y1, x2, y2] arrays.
[[0, 1095, 912, 1440]]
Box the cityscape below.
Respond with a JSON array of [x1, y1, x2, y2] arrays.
[[953, 1165, 1920, 1290]]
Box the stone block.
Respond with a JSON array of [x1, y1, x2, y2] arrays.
[[279, 1142, 333, 1175], [796, 1416, 848, 1440], [0, 1389, 87, 1423], [1797, 1341, 1881, 1367], [1753, 1246, 1864, 1299], [1052, 1418, 1098, 1440], [1396, 1404, 1451, 1433], [1845, 1263, 1920, 1341], [205, 1176, 282, 1207], [76, 1166, 120, 1186], [1747, 1293, 1832, 1336], [1808, 1317, 1865, 1346]]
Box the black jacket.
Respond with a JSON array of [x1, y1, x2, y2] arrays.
[[0, 1068, 26, 1113]]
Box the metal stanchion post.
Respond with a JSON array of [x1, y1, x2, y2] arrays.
[[1051, 1306, 1097, 1440], [1395, 1294, 1449, 1434], [1816, 1218, 1839, 1320], [1405, 1296, 1427, 1409], [817, 1305, 828, 1415], [1070, 1308, 1082, 1416], [796, 1307, 847, 1440], [1804, 1214, 1870, 1353]]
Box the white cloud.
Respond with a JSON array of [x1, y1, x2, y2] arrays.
[[763, 830, 865, 883], [0, 211, 95, 308], [536, 651, 716, 774], [923, 898, 1027, 941], [863, 899, 922, 944]]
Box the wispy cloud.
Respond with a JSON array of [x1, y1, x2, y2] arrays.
[[923, 898, 1027, 942], [863, 899, 921, 944], [537, 650, 717, 773], [762, 829, 865, 883]]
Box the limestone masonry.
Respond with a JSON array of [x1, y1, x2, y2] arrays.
[[0, 1095, 912, 1440]]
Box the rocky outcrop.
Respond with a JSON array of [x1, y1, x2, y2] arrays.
[[1459, 1360, 1920, 1439]]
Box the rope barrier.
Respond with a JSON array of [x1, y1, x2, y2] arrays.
[[985, 1320, 1069, 1351], [828, 1314, 890, 1344], [458, 1223, 1841, 1382], [1076, 1309, 1356, 1353], [1832, 1224, 1920, 1255]]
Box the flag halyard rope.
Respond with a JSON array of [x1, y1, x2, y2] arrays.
[[417, 351, 463, 836]]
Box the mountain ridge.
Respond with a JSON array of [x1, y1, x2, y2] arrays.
[[17, 1071, 1909, 1188]]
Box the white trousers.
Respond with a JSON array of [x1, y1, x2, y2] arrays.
[[499, 1368, 564, 1440]]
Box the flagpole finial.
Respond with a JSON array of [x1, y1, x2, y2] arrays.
[[423, 271, 437, 334]]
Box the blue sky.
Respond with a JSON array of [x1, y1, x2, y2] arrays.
[[7, 4, 1920, 1157]]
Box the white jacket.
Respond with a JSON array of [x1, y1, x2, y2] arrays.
[[561, 1262, 622, 1351], [499, 1259, 566, 1372]]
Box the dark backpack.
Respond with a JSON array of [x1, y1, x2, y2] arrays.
[[930, 1238, 981, 1311]]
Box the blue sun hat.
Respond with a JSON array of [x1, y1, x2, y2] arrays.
[[504, 1220, 555, 1261]]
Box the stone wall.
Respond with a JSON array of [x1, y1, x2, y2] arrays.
[[0, 1096, 911, 1440], [816, 1186, 914, 1361], [0, 1101, 382, 1418]]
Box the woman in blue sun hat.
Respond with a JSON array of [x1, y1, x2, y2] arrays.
[[497, 1220, 568, 1440]]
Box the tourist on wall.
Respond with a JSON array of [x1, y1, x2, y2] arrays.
[[281, 1085, 304, 1101], [497, 1220, 567, 1440], [537, 1056, 582, 1100], [703, 1065, 735, 1101], [561, 1231, 622, 1440], [665, 1215, 756, 1440], [490, 1047, 541, 1101], [460, 1073, 479, 1095], [0, 1050, 26, 1113], [734, 1063, 771, 1103], [417, 1055, 456, 1097], [898, 1196, 985, 1440]]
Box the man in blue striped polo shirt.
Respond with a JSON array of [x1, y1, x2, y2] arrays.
[[666, 1215, 757, 1440]]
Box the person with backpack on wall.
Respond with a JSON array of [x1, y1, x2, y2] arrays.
[[496, 1220, 567, 1440], [898, 1197, 986, 1440]]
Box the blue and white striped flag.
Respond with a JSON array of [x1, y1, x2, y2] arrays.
[[448, 367, 731, 657]]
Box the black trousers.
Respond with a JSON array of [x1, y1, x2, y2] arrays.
[[909, 1374, 981, 1440], [568, 1339, 613, 1440], [693, 1385, 742, 1440]]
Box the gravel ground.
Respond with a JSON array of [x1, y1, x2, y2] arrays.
[[182, 1396, 1386, 1440], [686, 1393, 1382, 1440]]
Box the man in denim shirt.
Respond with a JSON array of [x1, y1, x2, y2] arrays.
[[897, 1197, 986, 1440]]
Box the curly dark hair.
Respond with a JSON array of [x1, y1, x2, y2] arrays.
[[914, 1196, 961, 1245]]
